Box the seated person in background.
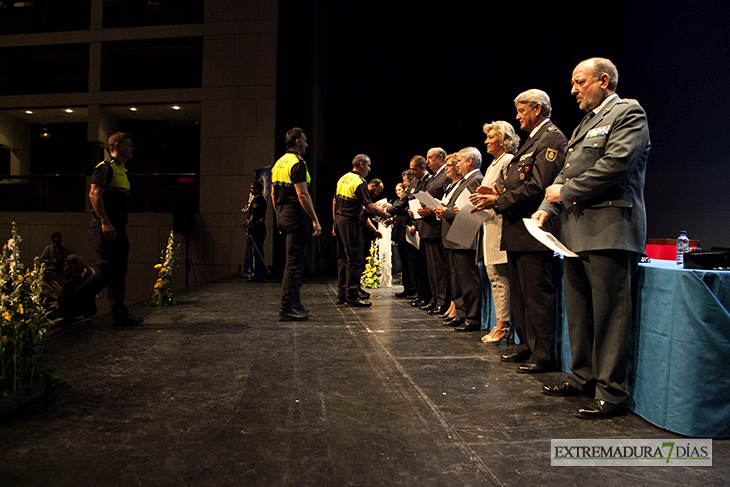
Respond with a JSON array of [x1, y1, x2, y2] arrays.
[[40, 231, 70, 283], [58, 255, 97, 321], [41, 267, 63, 318]]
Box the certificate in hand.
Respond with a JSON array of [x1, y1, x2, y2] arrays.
[[408, 198, 423, 219], [444, 190, 490, 248], [413, 191, 443, 209], [522, 218, 579, 257]]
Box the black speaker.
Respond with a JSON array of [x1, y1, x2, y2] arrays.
[[173, 212, 197, 235]]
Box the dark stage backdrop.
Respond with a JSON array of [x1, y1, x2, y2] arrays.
[[275, 0, 730, 274]]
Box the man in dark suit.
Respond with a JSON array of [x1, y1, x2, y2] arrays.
[[389, 156, 431, 306], [436, 148, 483, 331], [535, 58, 650, 419], [472, 89, 566, 373], [416, 147, 452, 314]]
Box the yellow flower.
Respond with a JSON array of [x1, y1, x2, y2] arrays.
[[2, 311, 10, 321], [154, 264, 162, 269], [159, 267, 166, 273], [369, 248, 375, 254], [374, 260, 380, 266], [18, 304, 24, 314], [17, 274, 24, 281], [154, 282, 163, 289]]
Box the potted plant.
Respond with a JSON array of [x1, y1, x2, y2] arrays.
[[1, 223, 53, 416]]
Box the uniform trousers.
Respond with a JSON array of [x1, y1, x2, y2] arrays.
[[82, 219, 129, 319], [396, 240, 419, 296], [564, 249, 639, 407], [334, 216, 364, 302], [277, 205, 309, 311], [507, 251, 560, 365]]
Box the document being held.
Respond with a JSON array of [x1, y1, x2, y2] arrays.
[[522, 218, 579, 258]]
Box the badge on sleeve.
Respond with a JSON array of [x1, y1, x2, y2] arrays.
[[546, 148, 558, 162]]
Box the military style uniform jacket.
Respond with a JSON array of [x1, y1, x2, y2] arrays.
[[497, 121, 567, 252], [539, 96, 650, 253]]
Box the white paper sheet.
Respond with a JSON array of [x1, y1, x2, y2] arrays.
[[405, 225, 420, 249], [522, 218, 579, 257], [413, 191, 442, 209], [444, 191, 490, 248], [408, 198, 423, 219]]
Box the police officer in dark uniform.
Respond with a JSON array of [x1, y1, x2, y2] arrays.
[[472, 89, 566, 373], [83, 132, 144, 327], [271, 128, 321, 321], [333, 155, 391, 307]]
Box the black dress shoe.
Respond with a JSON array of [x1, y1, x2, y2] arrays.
[[279, 309, 309, 321], [443, 317, 464, 327], [359, 289, 370, 299], [420, 303, 436, 311], [454, 322, 481, 332], [542, 381, 583, 397], [500, 350, 531, 362], [427, 307, 443, 315], [517, 363, 555, 374], [346, 299, 372, 308], [395, 291, 415, 299], [410, 299, 425, 307], [575, 400, 628, 420], [438, 312, 451, 319]]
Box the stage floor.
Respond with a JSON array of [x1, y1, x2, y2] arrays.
[[1, 277, 727, 486]]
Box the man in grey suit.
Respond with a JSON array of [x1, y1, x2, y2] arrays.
[[534, 57, 651, 419]]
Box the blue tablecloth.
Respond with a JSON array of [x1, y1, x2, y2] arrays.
[[629, 260, 730, 437], [480, 259, 730, 437]]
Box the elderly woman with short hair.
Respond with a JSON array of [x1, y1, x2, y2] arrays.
[[478, 121, 520, 343]]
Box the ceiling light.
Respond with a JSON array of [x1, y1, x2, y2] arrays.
[[25, 110, 32, 114], [172, 105, 180, 110], [65, 108, 74, 113], [130, 107, 137, 111]]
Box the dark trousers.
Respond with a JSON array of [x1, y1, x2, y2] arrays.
[[564, 250, 638, 407], [449, 248, 481, 324], [335, 217, 364, 302], [82, 219, 129, 319], [507, 251, 560, 365], [416, 246, 431, 303], [277, 206, 309, 310], [423, 238, 449, 308], [243, 230, 266, 280], [396, 240, 418, 295]]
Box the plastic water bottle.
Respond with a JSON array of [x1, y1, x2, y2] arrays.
[[676, 231, 689, 266]]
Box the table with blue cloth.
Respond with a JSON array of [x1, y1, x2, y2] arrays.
[[480, 259, 730, 437]]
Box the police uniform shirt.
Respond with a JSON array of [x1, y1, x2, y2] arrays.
[[272, 152, 311, 208], [334, 171, 372, 221], [90, 157, 130, 227]]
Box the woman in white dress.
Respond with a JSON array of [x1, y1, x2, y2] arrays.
[[477, 121, 520, 343]]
